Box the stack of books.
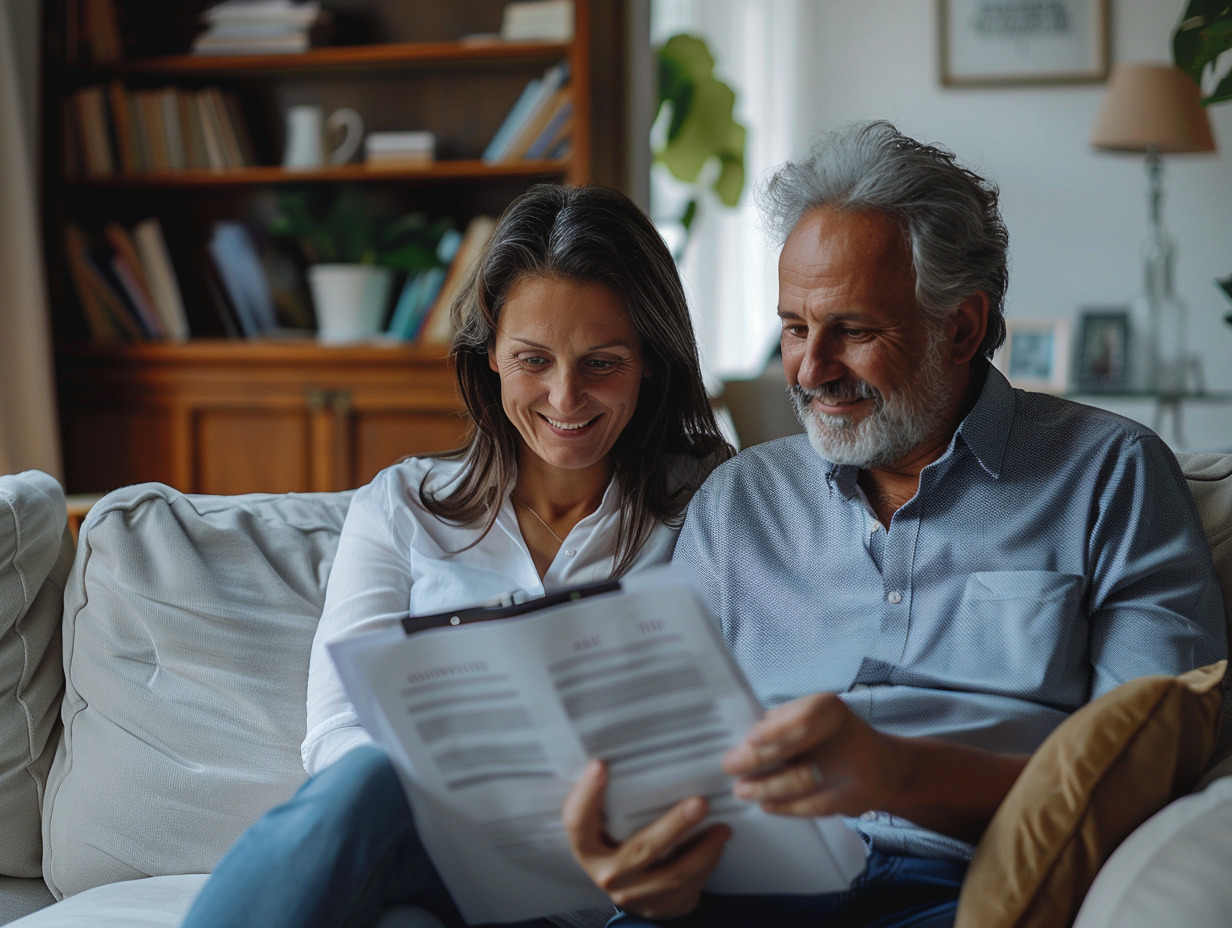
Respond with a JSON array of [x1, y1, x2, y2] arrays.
[[191, 0, 322, 56], [500, 0, 574, 42], [364, 131, 436, 170]]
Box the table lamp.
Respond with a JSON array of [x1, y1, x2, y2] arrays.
[[1091, 63, 1216, 394]]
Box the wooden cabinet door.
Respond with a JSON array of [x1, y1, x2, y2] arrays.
[[58, 342, 467, 495]]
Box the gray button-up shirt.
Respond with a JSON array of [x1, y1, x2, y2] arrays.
[[675, 365, 1226, 860]]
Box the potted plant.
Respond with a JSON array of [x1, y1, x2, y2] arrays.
[[270, 186, 453, 343], [1172, 1, 1232, 326]]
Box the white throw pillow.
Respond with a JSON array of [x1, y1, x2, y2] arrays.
[[1072, 775, 1232, 928], [0, 471, 71, 878], [41, 483, 351, 899]]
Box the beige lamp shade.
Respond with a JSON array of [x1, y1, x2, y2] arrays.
[[1091, 63, 1216, 153]]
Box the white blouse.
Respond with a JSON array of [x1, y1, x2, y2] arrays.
[[302, 455, 695, 774]]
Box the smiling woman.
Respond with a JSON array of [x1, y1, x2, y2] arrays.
[[178, 183, 734, 928], [488, 275, 651, 574]]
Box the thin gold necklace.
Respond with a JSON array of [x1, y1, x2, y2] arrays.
[[510, 493, 566, 545]]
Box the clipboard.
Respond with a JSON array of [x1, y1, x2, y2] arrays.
[[400, 577, 622, 634]]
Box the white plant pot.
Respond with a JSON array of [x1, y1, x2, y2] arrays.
[[307, 264, 394, 344]]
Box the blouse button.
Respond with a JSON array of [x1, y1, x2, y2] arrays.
[[564, 548, 577, 557], [886, 590, 903, 604]]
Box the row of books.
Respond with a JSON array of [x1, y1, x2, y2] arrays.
[[386, 216, 497, 344], [65, 82, 256, 178], [482, 61, 573, 164], [62, 214, 499, 347], [62, 219, 191, 343]]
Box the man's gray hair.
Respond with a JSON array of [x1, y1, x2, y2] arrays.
[[756, 120, 1009, 360]]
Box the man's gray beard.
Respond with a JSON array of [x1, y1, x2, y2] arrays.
[[789, 332, 953, 469]]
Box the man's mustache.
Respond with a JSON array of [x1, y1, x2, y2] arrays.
[[789, 379, 882, 406]]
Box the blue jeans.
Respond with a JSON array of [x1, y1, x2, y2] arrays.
[[182, 745, 964, 928], [608, 851, 966, 928], [180, 745, 553, 928]]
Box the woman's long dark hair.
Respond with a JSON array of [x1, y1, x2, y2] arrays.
[[421, 183, 733, 576]]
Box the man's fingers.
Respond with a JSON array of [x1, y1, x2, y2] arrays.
[[733, 758, 833, 803], [722, 694, 850, 776]]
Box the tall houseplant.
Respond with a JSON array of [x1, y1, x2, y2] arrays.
[[653, 33, 747, 258], [1172, 1, 1232, 323]]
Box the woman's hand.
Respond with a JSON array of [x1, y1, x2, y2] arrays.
[[562, 759, 731, 920]]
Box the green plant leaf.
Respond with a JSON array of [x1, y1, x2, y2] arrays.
[[1218, 272, 1232, 305], [1173, 0, 1232, 105], [654, 33, 747, 206], [270, 188, 453, 269]]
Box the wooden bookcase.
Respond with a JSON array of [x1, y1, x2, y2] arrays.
[[41, 0, 629, 494]]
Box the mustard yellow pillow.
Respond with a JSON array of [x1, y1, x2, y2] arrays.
[[955, 661, 1226, 928]]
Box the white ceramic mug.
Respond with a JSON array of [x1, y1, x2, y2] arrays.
[[283, 106, 365, 169]]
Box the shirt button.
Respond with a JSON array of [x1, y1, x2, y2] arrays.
[[886, 590, 903, 604], [563, 548, 577, 558], [859, 811, 879, 822]]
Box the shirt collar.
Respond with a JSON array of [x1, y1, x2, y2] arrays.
[[819, 362, 1014, 490], [954, 363, 1013, 479]]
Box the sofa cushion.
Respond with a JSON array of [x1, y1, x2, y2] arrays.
[[1071, 773, 1232, 928], [1179, 451, 1232, 645], [0, 471, 71, 879], [2, 874, 205, 927], [40, 484, 351, 900], [953, 661, 1225, 928], [0, 876, 55, 926], [1179, 451, 1232, 778]]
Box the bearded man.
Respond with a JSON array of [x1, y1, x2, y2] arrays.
[[563, 121, 1227, 927]]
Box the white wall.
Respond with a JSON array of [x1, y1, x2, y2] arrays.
[[790, 0, 1232, 450]]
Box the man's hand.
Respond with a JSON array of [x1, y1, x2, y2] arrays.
[[720, 693, 897, 818], [562, 759, 731, 920], [721, 693, 1029, 844]]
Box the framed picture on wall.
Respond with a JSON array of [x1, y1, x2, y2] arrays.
[[995, 318, 1071, 392], [1073, 307, 1131, 393], [939, 0, 1110, 86]]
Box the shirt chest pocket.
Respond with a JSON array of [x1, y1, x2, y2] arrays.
[[945, 570, 1088, 701]]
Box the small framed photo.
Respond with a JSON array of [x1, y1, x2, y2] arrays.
[[996, 318, 1071, 392], [1073, 307, 1131, 393], [939, 0, 1110, 87]]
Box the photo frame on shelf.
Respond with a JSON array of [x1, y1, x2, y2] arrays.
[[939, 0, 1110, 86], [1073, 307, 1131, 393], [996, 318, 1071, 392]]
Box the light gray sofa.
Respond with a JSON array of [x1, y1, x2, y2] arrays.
[[1, 453, 1231, 927]]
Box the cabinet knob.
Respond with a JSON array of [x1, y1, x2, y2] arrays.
[[305, 388, 329, 413], [331, 390, 352, 417]]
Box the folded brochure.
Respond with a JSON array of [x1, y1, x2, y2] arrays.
[[329, 564, 866, 924]]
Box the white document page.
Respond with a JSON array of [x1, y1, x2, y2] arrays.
[[330, 566, 867, 925]]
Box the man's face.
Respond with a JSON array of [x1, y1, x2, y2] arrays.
[[777, 207, 959, 469]]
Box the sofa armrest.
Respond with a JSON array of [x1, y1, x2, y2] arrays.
[[1073, 775, 1232, 928]]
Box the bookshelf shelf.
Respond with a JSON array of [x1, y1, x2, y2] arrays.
[[87, 40, 574, 77], [62, 159, 569, 188]]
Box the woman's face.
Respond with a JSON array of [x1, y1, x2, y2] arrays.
[[488, 276, 649, 477]]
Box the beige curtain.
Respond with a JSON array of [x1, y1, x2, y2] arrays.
[[0, 0, 62, 478]]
